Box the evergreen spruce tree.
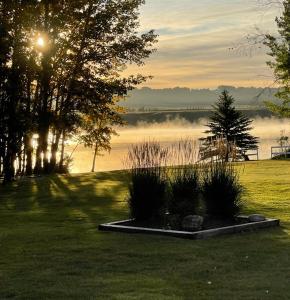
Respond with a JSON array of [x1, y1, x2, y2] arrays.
[[201, 90, 258, 161]]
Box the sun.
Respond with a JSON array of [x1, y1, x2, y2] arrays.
[[37, 37, 45, 47]]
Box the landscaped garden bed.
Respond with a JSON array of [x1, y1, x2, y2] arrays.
[[99, 216, 280, 240], [99, 140, 280, 240]]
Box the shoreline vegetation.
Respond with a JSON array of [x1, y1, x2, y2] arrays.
[[121, 86, 279, 110]]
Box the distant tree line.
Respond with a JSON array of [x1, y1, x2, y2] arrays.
[[122, 86, 279, 109], [0, 0, 157, 183]]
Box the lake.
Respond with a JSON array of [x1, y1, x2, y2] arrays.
[[68, 117, 290, 173]]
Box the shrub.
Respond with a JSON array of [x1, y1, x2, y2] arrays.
[[201, 161, 243, 219], [125, 141, 168, 221], [56, 155, 72, 174], [272, 148, 290, 160]]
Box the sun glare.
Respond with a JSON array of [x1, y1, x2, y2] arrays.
[[37, 37, 45, 47]]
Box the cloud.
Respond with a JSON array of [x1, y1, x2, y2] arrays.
[[124, 0, 281, 88]]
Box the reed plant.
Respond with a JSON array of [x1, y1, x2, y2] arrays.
[[125, 141, 168, 221], [201, 161, 243, 219], [125, 138, 244, 224], [168, 139, 200, 219]]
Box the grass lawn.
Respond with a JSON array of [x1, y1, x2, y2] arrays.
[[0, 160, 290, 299]]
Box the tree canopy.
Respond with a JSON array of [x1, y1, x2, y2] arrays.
[[264, 0, 290, 118], [0, 0, 157, 182]]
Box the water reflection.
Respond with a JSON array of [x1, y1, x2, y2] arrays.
[[68, 117, 290, 173]]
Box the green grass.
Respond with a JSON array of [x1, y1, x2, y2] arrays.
[[0, 160, 290, 299]]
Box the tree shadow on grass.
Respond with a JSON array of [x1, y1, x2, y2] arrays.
[[1, 170, 290, 299], [0, 170, 131, 226]]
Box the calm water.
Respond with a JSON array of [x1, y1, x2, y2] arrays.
[[68, 117, 290, 173]]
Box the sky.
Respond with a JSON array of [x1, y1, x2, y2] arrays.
[[125, 0, 282, 89]]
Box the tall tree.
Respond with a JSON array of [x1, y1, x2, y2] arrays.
[[80, 108, 120, 173], [33, 0, 157, 173], [0, 0, 157, 181], [200, 90, 258, 162], [0, 1, 36, 182], [264, 0, 290, 118]]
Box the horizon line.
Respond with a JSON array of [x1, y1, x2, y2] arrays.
[[133, 85, 277, 90]]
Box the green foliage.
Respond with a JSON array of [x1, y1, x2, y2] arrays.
[[201, 161, 243, 219], [264, 0, 290, 118]]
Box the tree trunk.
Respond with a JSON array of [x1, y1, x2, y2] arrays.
[[21, 149, 26, 175], [59, 131, 66, 171], [50, 131, 61, 171], [34, 143, 42, 174], [91, 144, 98, 173], [24, 134, 33, 175], [4, 99, 20, 182], [3, 150, 15, 184], [34, 125, 49, 174], [35, 2, 52, 174], [0, 139, 4, 175], [17, 152, 22, 175], [42, 127, 50, 173]]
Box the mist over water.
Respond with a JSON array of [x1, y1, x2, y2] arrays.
[[68, 117, 290, 174]]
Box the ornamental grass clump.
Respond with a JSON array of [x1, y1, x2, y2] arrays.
[[201, 161, 243, 220], [125, 141, 168, 221], [168, 139, 200, 219]]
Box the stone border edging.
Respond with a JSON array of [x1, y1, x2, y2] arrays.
[[98, 217, 280, 239]]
